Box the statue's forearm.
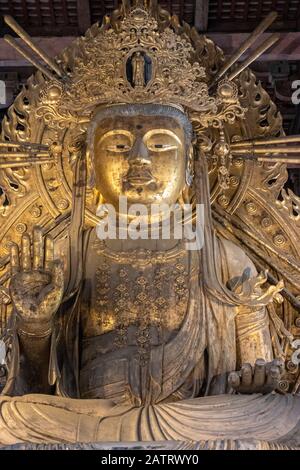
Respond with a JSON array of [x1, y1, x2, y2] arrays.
[[235, 307, 273, 366], [16, 331, 52, 394], [12, 319, 53, 395]]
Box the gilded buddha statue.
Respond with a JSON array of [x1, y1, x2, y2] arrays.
[[0, 1, 300, 449]]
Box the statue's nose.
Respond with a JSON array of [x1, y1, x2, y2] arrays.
[[128, 137, 151, 165]]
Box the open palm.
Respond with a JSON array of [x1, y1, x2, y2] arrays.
[[9, 226, 64, 326]]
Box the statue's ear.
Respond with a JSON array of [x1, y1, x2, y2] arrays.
[[185, 144, 194, 186]]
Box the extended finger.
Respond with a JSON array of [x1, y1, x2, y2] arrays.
[[33, 226, 44, 270], [52, 259, 64, 289], [21, 234, 31, 271], [266, 365, 281, 389], [228, 371, 240, 389], [253, 358, 266, 388], [271, 358, 285, 374], [44, 235, 54, 272], [9, 242, 20, 275], [241, 363, 253, 388]]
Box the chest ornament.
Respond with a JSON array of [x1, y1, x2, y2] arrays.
[[93, 243, 190, 365]]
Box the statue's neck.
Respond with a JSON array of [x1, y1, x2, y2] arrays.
[[99, 235, 181, 252], [95, 210, 185, 252]]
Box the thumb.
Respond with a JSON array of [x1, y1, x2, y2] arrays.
[[228, 371, 240, 388], [52, 259, 64, 290]]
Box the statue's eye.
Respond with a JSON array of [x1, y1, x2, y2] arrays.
[[144, 130, 181, 152], [107, 144, 131, 152], [148, 143, 177, 152]]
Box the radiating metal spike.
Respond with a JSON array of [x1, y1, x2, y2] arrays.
[[231, 145, 300, 154], [227, 34, 280, 81], [4, 15, 64, 78], [4, 35, 58, 82], [231, 135, 300, 147], [210, 12, 278, 86]]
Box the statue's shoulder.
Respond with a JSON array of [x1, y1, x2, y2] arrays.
[[216, 235, 257, 281]]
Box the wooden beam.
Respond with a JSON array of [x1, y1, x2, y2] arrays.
[[1, 31, 300, 67], [194, 0, 209, 32], [0, 37, 74, 67], [207, 32, 300, 62], [77, 0, 91, 35]]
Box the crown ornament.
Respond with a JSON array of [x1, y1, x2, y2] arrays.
[[34, 5, 244, 130], [64, 7, 214, 112]]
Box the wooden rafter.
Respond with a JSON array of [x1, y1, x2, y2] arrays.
[[77, 0, 91, 34], [194, 0, 209, 32]]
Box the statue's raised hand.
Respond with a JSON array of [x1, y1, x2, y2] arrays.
[[9, 226, 64, 334], [228, 358, 284, 394]]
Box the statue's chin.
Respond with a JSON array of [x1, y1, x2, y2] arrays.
[[103, 195, 181, 211]]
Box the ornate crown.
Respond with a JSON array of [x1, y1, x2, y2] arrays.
[[37, 4, 243, 129], [65, 7, 214, 112]]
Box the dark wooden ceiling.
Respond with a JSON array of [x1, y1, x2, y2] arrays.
[[208, 0, 300, 31], [0, 0, 299, 37]]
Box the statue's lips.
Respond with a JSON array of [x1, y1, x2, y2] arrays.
[[125, 170, 155, 186]]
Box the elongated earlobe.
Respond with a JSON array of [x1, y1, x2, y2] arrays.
[[185, 145, 194, 186]]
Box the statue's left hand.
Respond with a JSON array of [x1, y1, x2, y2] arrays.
[[228, 358, 284, 394]]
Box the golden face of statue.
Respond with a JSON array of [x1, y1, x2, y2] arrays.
[[91, 107, 189, 210]]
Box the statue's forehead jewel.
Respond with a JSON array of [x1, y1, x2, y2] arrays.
[[88, 104, 193, 144]]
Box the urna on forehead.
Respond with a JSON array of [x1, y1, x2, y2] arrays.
[[88, 103, 193, 144]]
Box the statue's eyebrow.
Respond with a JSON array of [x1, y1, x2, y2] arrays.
[[142, 129, 182, 144], [96, 130, 134, 144]]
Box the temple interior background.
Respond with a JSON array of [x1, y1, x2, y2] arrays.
[[0, 0, 299, 194]]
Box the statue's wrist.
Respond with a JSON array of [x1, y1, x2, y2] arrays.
[[16, 316, 53, 338]]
